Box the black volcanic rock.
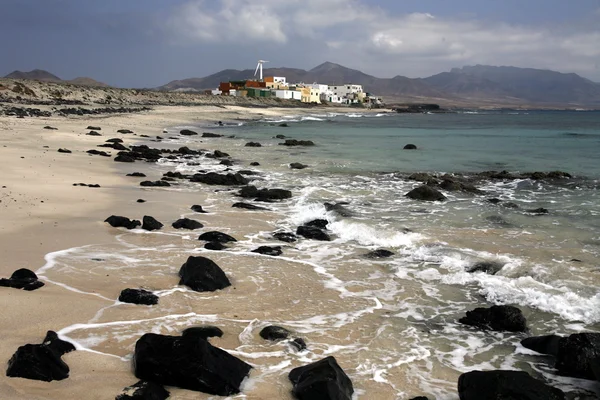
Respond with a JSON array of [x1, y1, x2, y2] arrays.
[[521, 335, 561, 357], [272, 232, 297, 243], [466, 261, 504, 275], [43, 126, 58, 130], [57, 148, 72, 153], [459, 305, 527, 332], [205, 242, 227, 251], [457, 370, 565, 400], [118, 288, 159, 305], [232, 202, 269, 211], [202, 132, 222, 138], [279, 139, 315, 146], [178, 256, 231, 292], [126, 172, 146, 177], [406, 185, 447, 201], [105, 215, 141, 229], [87, 126, 101, 130], [296, 226, 331, 241], [117, 129, 133, 134], [259, 326, 291, 341], [305, 219, 328, 229], [290, 338, 307, 352], [115, 380, 170, 400], [190, 172, 249, 186], [403, 144, 417, 150], [140, 180, 171, 187], [0, 268, 44, 291], [6, 331, 76, 382], [440, 179, 484, 195], [324, 202, 354, 217], [180, 129, 198, 136], [239, 185, 292, 200], [198, 231, 237, 243], [250, 162, 260, 166], [191, 204, 208, 213], [251, 246, 282, 256], [115, 154, 135, 162], [555, 333, 600, 380], [133, 333, 251, 395], [288, 356, 353, 400], [365, 249, 394, 259], [182, 326, 224, 340], [172, 218, 204, 230], [140, 216, 163, 231], [87, 149, 110, 157], [290, 162, 308, 169], [245, 142, 261, 147]]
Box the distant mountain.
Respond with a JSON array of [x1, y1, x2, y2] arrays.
[[4, 69, 110, 87], [424, 65, 600, 105], [5, 69, 62, 82]]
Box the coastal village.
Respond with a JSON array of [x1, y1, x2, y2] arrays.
[[209, 60, 383, 107]]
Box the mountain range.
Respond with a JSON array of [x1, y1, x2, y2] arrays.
[[159, 62, 600, 107], [3, 69, 109, 87]]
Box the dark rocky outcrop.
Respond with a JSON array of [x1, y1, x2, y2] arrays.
[[466, 261, 504, 275], [251, 246, 282, 256], [521, 335, 561, 357], [0, 269, 44, 291], [406, 185, 447, 201], [99, 142, 128, 150], [114, 154, 135, 162], [87, 149, 110, 157], [275, 134, 286, 139], [136, 199, 146, 203], [118, 288, 159, 306], [142, 216, 163, 231], [205, 242, 227, 251], [115, 380, 170, 400], [279, 139, 315, 146], [457, 370, 565, 400], [86, 130, 102, 136], [259, 326, 291, 341], [172, 218, 204, 230], [202, 132, 222, 138], [232, 202, 269, 211], [198, 231, 237, 243], [87, 126, 101, 130], [190, 172, 249, 186], [133, 333, 251, 395], [409, 397, 430, 400], [43, 126, 58, 130], [290, 338, 307, 352], [290, 163, 308, 169], [272, 232, 297, 243], [180, 129, 198, 136], [191, 205, 208, 213], [117, 129, 134, 134], [365, 249, 394, 259], [288, 356, 353, 400], [245, 142, 261, 147], [305, 219, 329, 229], [526, 208, 549, 215], [105, 215, 141, 229], [459, 305, 527, 332], [239, 185, 292, 200], [403, 144, 417, 150], [6, 331, 76, 382], [140, 180, 171, 187], [296, 226, 331, 241], [57, 148, 72, 153], [324, 202, 354, 217], [211, 150, 229, 158], [182, 326, 224, 340], [555, 333, 600, 380], [179, 256, 231, 292], [439, 179, 484, 195], [126, 172, 146, 177], [408, 172, 438, 184], [250, 162, 260, 166], [219, 160, 233, 166], [107, 138, 124, 143]]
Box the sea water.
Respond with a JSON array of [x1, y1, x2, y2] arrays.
[[41, 110, 600, 398]]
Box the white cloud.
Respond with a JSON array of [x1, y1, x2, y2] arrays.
[[166, 0, 600, 80]]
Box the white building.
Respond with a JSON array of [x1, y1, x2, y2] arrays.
[[211, 89, 222, 95], [328, 84, 364, 98], [272, 89, 302, 101]]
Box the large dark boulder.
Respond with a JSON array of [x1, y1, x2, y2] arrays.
[[190, 172, 249, 186], [202, 132, 222, 138], [118, 288, 159, 306], [440, 179, 484, 195], [457, 370, 565, 400], [204, 242, 227, 250], [105, 215, 141, 229], [290, 162, 308, 169], [115, 380, 170, 400], [521, 335, 561, 357], [140, 180, 171, 187], [555, 333, 600, 380], [239, 185, 292, 200], [182, 326, 224, 340], [305, 219, 328, 229], [273, 232, 297, 243], [232, 202, 269, 211], [172, 218, 204, 230], [127, 172, 146, 177], [459, 305, 527, 332], [251, 246, 282, 256], [117, 129, 134, 134], [191, 204, 208, 213], [406, 185, 447, 201], [133, 333, 251, 395], [0, 268, 44, 291], [403, 144, 417, 150], [296, 226, 331, 241], [466, 261, 504, 275], [280, 139, 315, 146], [180, 129, 198, 136], [198, 231, 237, 243], [115, 154, 135, 162], [178, 256, 231, 292], [57, 148, 72, 154], [364, 249, 394, 259], [288, 356, 353, 400], [142, 216, 163, 231], [87, 126, 101, 130], [6, 331, 75, 382], [260, 326, 291, 341], [245, 142, 261, 147]]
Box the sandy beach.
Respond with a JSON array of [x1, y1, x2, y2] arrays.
[[0, 104, 382, 400]]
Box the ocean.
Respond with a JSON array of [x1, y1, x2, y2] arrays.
[[42, 110, 600, 398]]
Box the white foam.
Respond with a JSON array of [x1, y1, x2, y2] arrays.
[[328, 220, 422, 248]]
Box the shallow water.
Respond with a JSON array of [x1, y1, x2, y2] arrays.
[[39, 110, 600, 399]]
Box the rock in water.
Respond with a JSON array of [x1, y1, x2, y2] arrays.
[[364, 249, 394, 259], [405, 185, 447, 201], [142, 216, 163, 231], [521, 335, 561, 357], [202, 132, 222, 138], [172, 218, 204, 230], [239, 185, 292, 200], [459, 305, 527, 332], [105, 215, 141, 229], [403, 144, 417, 150], [0, 268, 44, 291], [133, 333, 251, 395], [6, 331, 75, 382], [118, 288, 159, 305], [115, 380, 170, 400], [288, 356, 353, 400], [260, 326, 291, 341], [205, 242, 227, 251], [182, 326, 224, 340], [251, 246, 282, 256], [290, 338, 307, 351], [198, 231, 237, 243], [245, 142, 261, 147], [179, 256, 231, 292], [457, 370, 565, 400], [296, 225, 331, 241], [191, 204, 208, 213], [272, 232, 297, 243], [190, 172, 249, 186], [232, 202, 269, 211], [305, 219, 328, 229], [556, 333, 600, 380], [466, 261, 504, 275], [179, 129, 198, 136], [290, 162, 308, 169]]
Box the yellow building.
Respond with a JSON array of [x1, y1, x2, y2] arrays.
[[293, 85, 321, 103]]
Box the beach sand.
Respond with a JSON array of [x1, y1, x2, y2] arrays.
[[0, 105, 378, 399]]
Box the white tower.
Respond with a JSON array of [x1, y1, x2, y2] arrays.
[[254, 60, 269, 80]]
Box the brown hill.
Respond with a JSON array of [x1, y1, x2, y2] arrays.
[[67, 77, 110, 87], [5, 69, 62, 82]]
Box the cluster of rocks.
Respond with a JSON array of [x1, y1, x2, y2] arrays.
[[56, 106, 151, 116], [2, 106, 52, 117]]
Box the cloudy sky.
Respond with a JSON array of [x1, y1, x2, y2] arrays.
[[3, 0, 600, 87]]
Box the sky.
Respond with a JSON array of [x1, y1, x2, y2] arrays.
[[2, 0, 600, 87]]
